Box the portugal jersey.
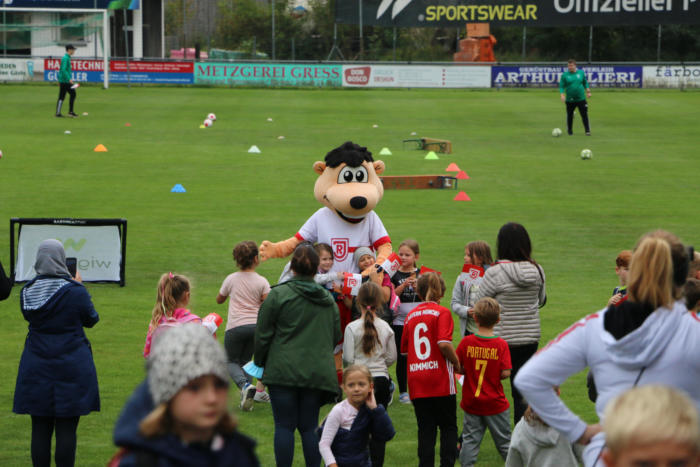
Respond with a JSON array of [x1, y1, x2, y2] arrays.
[[401, 302, 455, 400], [295, 207, 390, 274], [456, 334, 511, 415]]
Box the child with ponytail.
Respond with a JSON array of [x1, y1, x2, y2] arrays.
[[343, 282, 397, 467], [401, 272, 461, 467], [143, 273, 202, 358]]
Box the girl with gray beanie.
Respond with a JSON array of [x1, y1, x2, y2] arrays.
[[111, 324, 259, 466]]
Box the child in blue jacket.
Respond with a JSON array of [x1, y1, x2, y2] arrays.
[[319, 364, 395, 467]]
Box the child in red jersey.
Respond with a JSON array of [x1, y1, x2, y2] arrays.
[[401, 272, 461, 467], [456, 297, 512, 466]]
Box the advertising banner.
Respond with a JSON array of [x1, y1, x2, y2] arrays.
[[109, 61, 194, 84], [15, 225, 122, 282], [0, 58, 43, 81], [492, 65, 642, 88], [194, 62, 342, 87], [2, 0, 138, 9], [342, 64, 490, 88], [44, 59, 194, 84], [335, 0, 700, 27], [642, 65, 700, 88]]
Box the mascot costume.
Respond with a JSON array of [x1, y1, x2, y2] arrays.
[[260, 141, 392, 272]]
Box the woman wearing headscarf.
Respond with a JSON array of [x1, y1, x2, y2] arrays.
[[514, 230, 700, 466], [13, 239, 100, 467]]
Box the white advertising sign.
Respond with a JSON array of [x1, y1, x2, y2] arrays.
[[643, 65, 700, 88], [342, 64, 490, 88], [0, 58, 44, 81], [16, 225, 122, 281]]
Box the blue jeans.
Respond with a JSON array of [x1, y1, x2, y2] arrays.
[[268, 384, 322, 467]]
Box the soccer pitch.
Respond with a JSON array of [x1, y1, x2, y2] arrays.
[[0, 84, 698, 466]]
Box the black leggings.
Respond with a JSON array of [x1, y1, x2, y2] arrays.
[[508, 342, 539, 426], [56, 83, 76, 114], [370, 376, 391, 467], [565, 100, 590, 134], [392, 325, 407, 393], [31, 415, 80, 467]]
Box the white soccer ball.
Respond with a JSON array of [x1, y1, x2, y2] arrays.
[[207, 113, 216, 121], [552, 128, 562, 137], [580, 149, 592, 160], [203, 119, 213, 127]]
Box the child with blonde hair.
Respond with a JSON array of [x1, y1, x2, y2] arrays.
[[602, 385, 700, 467], [143, 272, 201, 358], [391, 239, 422, 404], [319, 364, 395, 467], [216, 241, 271, 411], [111, 324, 259, 466], [343, 282, 397, 466], [506, 389, 583, 467], [452, 240, 493, 336]]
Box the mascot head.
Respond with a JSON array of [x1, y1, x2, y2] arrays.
[[313, 142, 385, 224]]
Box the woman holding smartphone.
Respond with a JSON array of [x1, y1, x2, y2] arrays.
[[13, 239, 100, 467]]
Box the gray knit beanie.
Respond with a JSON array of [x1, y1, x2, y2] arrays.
[[353, 247, 375, 266], [147, 323, 229, 405]]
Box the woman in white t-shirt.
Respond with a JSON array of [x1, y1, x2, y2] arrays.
[[216, 241, 271, 411]]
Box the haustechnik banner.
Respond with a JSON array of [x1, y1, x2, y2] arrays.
[[335, 0, 700, 27]]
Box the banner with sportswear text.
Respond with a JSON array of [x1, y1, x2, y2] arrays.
[[194, 62, 342, 87], [44, 59, 193, 84], [335, 0, 700, 27], [15, 225, 121, 282], [342, 64, 490, 87], [492, 65, 642, 88]]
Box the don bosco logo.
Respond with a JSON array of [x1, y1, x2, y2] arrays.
[[344, 67, 371, 85]]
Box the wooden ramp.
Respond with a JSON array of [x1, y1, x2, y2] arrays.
[[380, 175, 458, 190], [402, 137, 452, 154]]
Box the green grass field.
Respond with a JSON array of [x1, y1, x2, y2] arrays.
[[0, 83, 698, 466]]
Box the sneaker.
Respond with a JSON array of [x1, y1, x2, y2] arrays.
[[69, 112, 79, 118], [399, 392, 411, 404], [240, 383, 256, 412], [55, 114, 64, 118], [388, 381, 395, 407], [253, 390, 271, 403], [567, 131, 573, 135], [585, 131, 591, 136]]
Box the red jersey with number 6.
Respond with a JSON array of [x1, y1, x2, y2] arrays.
[[401, 302, 455, 400], [456, 334, 511, 415]]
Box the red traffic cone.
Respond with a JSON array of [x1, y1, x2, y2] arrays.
[[445, 163, 460, 172], [456, 170, 470, 179], [454, 191, 471, 201]]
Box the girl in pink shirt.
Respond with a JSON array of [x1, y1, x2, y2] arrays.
[[216, 241, 271, 411], [143, 273, 201, 358]]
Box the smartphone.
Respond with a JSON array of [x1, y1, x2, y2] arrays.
[[66, 257, 77, 277]]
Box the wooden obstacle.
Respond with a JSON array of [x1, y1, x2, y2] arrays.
[[402, 137, 452, 154], [380, 175, 458, 190]]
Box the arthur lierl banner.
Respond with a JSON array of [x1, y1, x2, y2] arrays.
[[335, 0, 700, 27], [16, 225, 122, 282], [492, 65, 642, 88]]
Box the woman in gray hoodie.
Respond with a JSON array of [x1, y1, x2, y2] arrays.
[[476, 223, 546, 425]]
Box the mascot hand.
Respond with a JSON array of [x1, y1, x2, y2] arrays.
[[259, 237, 300, 262], [375, 243, 393, 268]]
